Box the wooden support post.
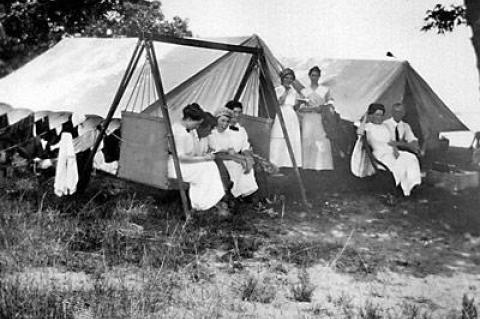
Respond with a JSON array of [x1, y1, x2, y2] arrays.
[[82, 39, 145, 186], [233, 56, 257, 102], [257, 51, 310, 209], [145, 39, 190, 219]]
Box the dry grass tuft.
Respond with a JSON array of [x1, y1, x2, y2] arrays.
[[239, 274, 276, 303], [290, 267, 315, 302]]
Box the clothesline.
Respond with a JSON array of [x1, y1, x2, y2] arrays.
[[0, 130, 49, 154]]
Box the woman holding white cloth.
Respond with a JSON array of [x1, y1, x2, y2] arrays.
[[298, 66, 334, 171], [269, 68, 302, 168]]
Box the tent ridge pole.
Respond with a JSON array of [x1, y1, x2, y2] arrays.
[[147, 33, 260, 54]]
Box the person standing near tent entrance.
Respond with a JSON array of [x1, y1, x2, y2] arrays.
[[298, 66, 334, 171], [167, 103, 226, 211], [269, 68, 302, 168]]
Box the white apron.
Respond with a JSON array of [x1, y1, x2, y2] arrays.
[[269, 86, 302, 168]]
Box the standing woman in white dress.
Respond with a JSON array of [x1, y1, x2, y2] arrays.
[[269, 68, 302, 168], [168, 103, 225, 211], [298, 66, 334, 171]]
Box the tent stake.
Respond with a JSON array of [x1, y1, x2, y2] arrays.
[[257, 51, 310, 210], [146, 39, 191, 219]]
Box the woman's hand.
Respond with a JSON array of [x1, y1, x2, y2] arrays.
[[356, 126, 366, 136]]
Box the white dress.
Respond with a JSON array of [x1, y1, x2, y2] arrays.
[[269, 86, 302, 168], [365, 123, 421, 196], [168, 122, 225, 210], [208, 128, 258, 198], [300, 85, 334, 170]]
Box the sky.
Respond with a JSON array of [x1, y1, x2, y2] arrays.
[[161, 0, 480, 133]]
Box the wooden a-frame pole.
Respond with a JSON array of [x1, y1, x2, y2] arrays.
[[81, 39, 144, 186], [233, 55, 257, 102], [256, 51, 310, 209], [145, 39, 190, 219]]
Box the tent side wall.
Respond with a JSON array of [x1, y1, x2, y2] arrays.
[[118, 111, 273, 189], [118, 111, 169, 189]]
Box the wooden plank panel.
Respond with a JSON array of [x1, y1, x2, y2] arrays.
[[118, 111, 169, 189], [239, 114, 273, 159]]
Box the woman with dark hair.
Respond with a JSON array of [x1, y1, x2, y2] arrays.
[[168, 103, 225, 210], [359, 103, 421, 196], [298, 66, 334, 170], [269, 68, 302, 168]]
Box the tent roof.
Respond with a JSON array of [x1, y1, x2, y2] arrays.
[[282, 57, 468, 136], [0, 35, 264, 117], [142, 34, 283, 120]]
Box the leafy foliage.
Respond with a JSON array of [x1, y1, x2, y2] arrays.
[[421, 4, 467, 34], [0, 0, 192, 77]]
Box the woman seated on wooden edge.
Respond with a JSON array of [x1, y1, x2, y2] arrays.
[[208, 107, 259, 199], [356, 103, 421, 197], [168, 103, 226, 212]]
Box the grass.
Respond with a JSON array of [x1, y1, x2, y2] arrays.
[[290, 267, 315, 302], [1, 172, 479, 318], [0, 271, 179, 319], [239, 274, 276, 303]]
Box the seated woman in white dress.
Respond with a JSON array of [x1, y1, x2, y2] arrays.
[[269, 68, 302, 168], [208, 107, 258, 198], [168, 103, 225, 211], [359, 103, 421, 196]]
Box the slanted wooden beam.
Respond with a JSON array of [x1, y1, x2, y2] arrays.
[[81, 39, 145, 189], [233, 55, 258, 102], [146, 39, 190, 219], [257, 52, 310, 209]]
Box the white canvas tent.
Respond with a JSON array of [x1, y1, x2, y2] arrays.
[[282, 57, 468, 149], [0, 35, 282, 119]]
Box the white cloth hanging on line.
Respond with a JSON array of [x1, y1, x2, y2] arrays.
[[54, 132, 78, 197]]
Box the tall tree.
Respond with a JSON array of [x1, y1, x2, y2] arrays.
[[0, 0, 192, 78], [423, 1, 480, 94]]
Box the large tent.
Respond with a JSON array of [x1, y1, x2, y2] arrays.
[[0, 35, 282, 119], [282, 57, 468, 149]]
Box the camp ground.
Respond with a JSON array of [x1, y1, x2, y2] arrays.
[[0, 35, 477, 211], [2, 34, 480, 318]]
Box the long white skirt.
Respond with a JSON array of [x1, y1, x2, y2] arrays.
[[168, 158, 225, 210], [269, 106, 302, 168], [223, 160, 258, 198], [301, 112, 333, 170], [377, 151, 421, 196]]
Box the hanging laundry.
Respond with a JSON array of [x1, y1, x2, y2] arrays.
[[54, 132, 78, 197]]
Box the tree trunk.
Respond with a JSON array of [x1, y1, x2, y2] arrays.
[[466, 0, 480, 97]]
